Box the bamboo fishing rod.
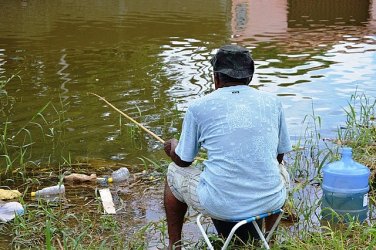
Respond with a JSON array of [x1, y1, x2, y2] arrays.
[[90, 92, 164, 143], [90, 92, 205, 162]]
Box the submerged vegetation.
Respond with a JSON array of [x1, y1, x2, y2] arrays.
[[0, 74, 71, 177], [0, 74, 375, 249]]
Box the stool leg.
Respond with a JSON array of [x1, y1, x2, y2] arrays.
[[197, 214, 215, 250], [198, 210, 283, 250], [252, 221, 270, 249], [221, 220, 247, 250]]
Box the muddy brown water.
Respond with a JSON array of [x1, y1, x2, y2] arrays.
[[0, 0, 376, 248]]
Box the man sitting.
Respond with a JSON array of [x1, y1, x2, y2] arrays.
[[163, 44, 292, 249]]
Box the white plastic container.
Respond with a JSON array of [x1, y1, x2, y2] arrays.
[[321, 147, 370, 222], [31, 184, 65, 197], [0, 202, 24, 222]]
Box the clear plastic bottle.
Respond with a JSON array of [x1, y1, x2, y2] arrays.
[[108, 167, 129, 183], [31, 184, 65, 197]]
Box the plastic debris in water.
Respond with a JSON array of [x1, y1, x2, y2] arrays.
[[109, 167, 130, 183], [0, 202, 24, 222], [64, 173, 97, 182], [0, 189, 22, 200], [31, 184, 65, 197]]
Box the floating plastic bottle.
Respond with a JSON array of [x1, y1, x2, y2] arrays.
[[31, 184, 65, 197], [108, 167, 130, 183], [321, 147, 370, 222]]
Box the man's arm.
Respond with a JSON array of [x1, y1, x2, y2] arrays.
[[164, 139, 193, 167]]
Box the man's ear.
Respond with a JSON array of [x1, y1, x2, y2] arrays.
[[248, 76, 253, 84], [213, 73, 220, 89]]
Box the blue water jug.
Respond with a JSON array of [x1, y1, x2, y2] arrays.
[[321, 147, 370, 222]]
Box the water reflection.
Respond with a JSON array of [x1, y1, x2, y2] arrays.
[[160, 39, 213, 109], [57, 49, 71, 101], [0, 49, 5, 75], [231, 0, 288, 42], [0, 0, 374, 164], [288, 0, 371, 27], [231, 0, 376, 135]]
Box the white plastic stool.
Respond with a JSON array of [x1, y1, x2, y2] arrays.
[[197, 208, 283, 250]]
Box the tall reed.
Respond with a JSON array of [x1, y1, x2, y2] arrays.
[[1, 77, 71, 177], [279, 92, 375, 249]]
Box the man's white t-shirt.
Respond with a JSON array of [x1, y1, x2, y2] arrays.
[[175, 85, 292, 220]]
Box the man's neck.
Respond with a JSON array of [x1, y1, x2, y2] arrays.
[[218, 83, 247, 88]]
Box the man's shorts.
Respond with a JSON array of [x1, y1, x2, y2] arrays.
[[166, 162, 208, 215]]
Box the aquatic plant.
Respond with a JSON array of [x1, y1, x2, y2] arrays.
[[0, 76, 70, 176], [126, 123, 144, 150], [137, 156, 168, 174], [337, 92, 376, 182], [277, 92, 376, 249], [0, 74, 19, 117]]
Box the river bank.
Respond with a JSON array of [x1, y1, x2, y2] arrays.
[[1, 74, 375, 248]]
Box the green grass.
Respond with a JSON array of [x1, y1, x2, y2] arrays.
[[274, 92, 375, 249], [278, 221, 376, 249], [2, 201, 125, 249], [338, 92, 376, 183]]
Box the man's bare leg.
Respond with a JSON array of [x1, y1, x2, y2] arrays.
[[164, 180, 188, 250], [264, 213, 280, 245], [265, 213, 279, 232]]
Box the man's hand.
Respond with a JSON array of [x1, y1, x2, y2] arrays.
[[164, 138, 193, 168], [164, 138, 178, 158]]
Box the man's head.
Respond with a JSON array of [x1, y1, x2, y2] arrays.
[[210, 45, 254, 88]]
